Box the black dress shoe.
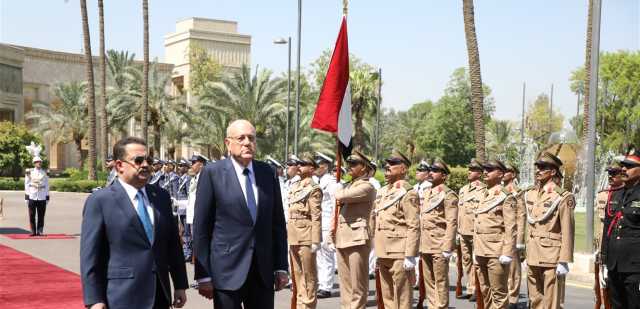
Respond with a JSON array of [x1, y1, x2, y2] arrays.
[[29, 233, 36, 237], [469, 294, 476, 302], [508, 303, 519, 309], [317, 290, 331, 298]]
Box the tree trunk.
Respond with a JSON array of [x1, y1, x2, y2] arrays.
[[80, 0, 97, 180], [462, 0, 486, 162], [353, 99, 365, 150], [75, 139, 86, 170], [581, 0, 594, 143], [153, 128, 161, 159], [98, 0, 109, 166], [142, 0, 149, 142]]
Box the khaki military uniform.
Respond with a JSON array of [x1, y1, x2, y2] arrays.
[[334, 176, 377, 309], [458, 180, 486, 295], [474, 184, 517, 309], [505, 183, 525, 304], [525, 182, 575, 309], [288, 177, 323, 309], [371, 182, 420, 309], [419, 183, 458, 309]]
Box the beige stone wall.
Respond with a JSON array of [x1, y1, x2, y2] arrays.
[[0, 44, 24, 123]]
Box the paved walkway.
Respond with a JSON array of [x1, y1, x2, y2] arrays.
[[0, 191, 595, 308]]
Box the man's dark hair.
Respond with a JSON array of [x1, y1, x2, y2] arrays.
[[113, 137, 147, 161]]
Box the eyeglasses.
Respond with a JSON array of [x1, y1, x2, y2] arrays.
[[228, 134, 256, 144], [535, 164, 554, 171], [122, 155, 153, 166], [621, 162, 640, 169]]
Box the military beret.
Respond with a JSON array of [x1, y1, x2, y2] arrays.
[[298, 153, 318, 168], [385, 149, 411, 167], [416, 160, 430, 172], [504, 162, 519, 174], [534, 152, 563, 169], [622, 145, 640, 167], [430, 158, 450, 175], [481, 159, 507, 172], [346, 150, 374, 170], [468, 158, 483, 170]]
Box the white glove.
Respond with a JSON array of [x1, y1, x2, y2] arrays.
[[499, 255, 513, 265], [600, 265, 607, 288], [516, 243, 525, 250], [473, 254, 478, 264], [442, 251, 452, 259], [310, 243, 320, 253], [403, 256, 417, 270], [556, 262, 569, 276]]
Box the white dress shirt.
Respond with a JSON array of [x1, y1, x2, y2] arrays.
[[230, 157, 259, 207], [118, 178, 155, 226]]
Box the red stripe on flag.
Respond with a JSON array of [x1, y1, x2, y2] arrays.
[[311, 16, 349, 133]]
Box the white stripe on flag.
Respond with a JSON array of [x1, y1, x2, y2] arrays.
[[337, 82, 352, 146]]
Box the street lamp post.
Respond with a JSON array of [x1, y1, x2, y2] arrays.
[[295, 0, 302, 156], [374, 68, 382, 163], [274, 37, 291, 161]]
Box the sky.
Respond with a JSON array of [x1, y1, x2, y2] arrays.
[[1, 0, 638, 123]]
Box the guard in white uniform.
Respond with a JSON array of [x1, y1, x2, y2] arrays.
[[24, 143, 49, 236], [186, 154, 208, 229], [313, 152, 338, 298], [413, 160, 432, 285], [367, 162, 382, 278]]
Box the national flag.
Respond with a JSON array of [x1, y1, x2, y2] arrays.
[[311, 16, 352, 152]]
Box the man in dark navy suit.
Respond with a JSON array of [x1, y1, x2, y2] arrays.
[[193, 119, 289, 309], [80, 137, 188, 309]]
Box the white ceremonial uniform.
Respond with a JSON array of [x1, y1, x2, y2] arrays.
[[314, 172, 339, 292], [25, 168, 49, 201], [186, 172, 200, 225], [368, 176, 382, 276]]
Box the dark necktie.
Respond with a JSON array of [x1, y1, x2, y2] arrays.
[[243, 168, 257, 223]]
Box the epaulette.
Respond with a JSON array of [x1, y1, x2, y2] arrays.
[[402, 182, 414, 191], [443, 185, 457, 198]]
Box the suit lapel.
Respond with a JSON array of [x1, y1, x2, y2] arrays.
[[112, 181, 149, 244], [224, 158, 254, 224]]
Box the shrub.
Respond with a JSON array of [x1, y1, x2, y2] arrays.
[[50, 179, 101, 193]]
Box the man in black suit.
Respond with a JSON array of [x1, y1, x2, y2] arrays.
[[193, 119, 289, 309], [80, 137, 188, 309]]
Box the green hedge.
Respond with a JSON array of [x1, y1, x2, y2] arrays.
[[0, 178, 102, 193]]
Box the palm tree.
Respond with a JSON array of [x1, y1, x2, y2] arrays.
[[198, 64, 286, 149], [462, 0, 486, 162], [98, 0, 108, 164], [581, 0, 594, 144], [350, 68, 378, 151], [141, 0, 149, 142], [26, 82, 89, 169], [79, 0, 97, 180], [162, 99, 192, 159]]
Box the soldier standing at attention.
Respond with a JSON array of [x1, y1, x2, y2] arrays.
[[418, 159, 458, 309], [313, 152, 338, 299], [175, 159, 192, 261], [457, 158, 486, 301], [149, 159, 164, 186], [371, 150, 420, 309], [602, 147, 640, 308], [24, 153, 49, 236], [105, 154, 117, 187], [503, 163, 526, 309], [595, 161, 624, 263], [288, 153, 323, 309], [524, 152, 575, 309], [474, 160, 517, 309], [333, 150, 377, 309]]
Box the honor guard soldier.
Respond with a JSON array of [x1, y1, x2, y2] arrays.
[[313, 152, 338, 299], [175, 159, 192, 260], [149, 158, 164, 185], [595, 161, 625, 263], [457, 158, 486, 300], [524, 152, 575, 309], [414, 160, 433, 196], [186, 154, 208, 234], [602, 147, 640, 308], [105, 154, 117, 187], [367, 161, 382, 279], [371, 150, 420, 309], [503, 163, 526, 309], [475, 160, 517, 309], [24, 150, 49, 236], [333, 150, 377, 308], [284, 155, 303, 220], [418, 159, 458, 309], [288, 153, 323, 309]]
